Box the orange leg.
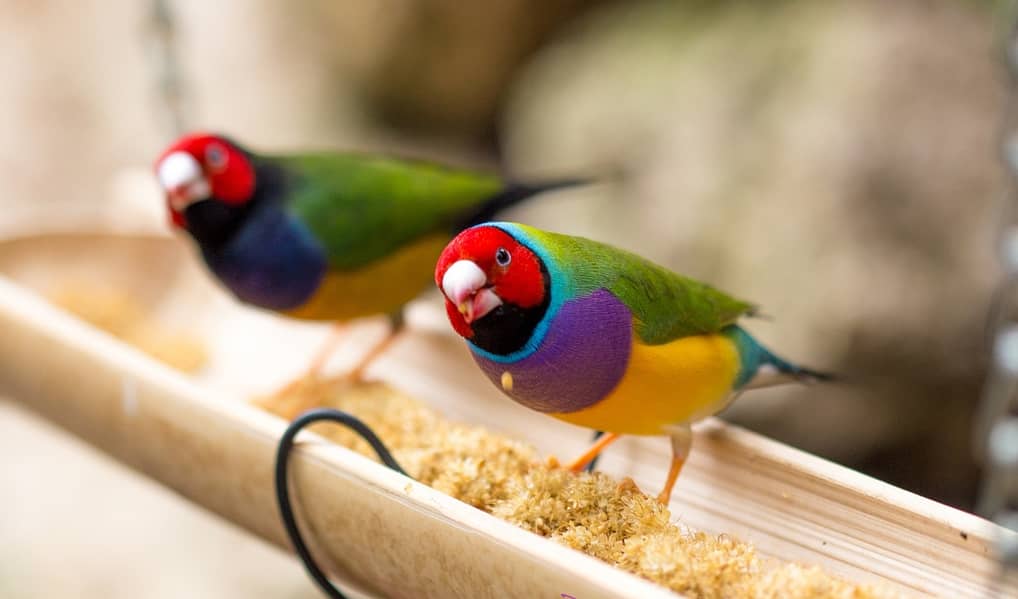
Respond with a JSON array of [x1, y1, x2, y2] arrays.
[[322, 328, 403, 385], [566, 432, 621, 473], [656, 455, 687, 505], [255, 313, 406, 420], [306, 323, 348, 376], [261, 323, 348, 400], [657, 424, 693, 505]]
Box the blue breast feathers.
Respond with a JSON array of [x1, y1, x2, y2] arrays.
[[201, 202, 327, 311]]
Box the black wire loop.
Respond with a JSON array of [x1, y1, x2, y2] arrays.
[[275, 408, 410, 599]]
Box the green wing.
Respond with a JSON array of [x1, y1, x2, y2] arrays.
[[274, 153, 504, 271], [530, 227, 756, 345], [607, 251, 756, 344]]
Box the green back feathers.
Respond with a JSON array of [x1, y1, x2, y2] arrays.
[[275, 153, 504, 270], [508, 224, 756, 345]]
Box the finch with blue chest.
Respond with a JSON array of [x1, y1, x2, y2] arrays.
[[154, 133, 582, 414], [435, 222, 830, 504]]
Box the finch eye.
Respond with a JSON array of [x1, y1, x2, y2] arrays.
[[205, 144, 228, 171], [495, 247, 511, 267]]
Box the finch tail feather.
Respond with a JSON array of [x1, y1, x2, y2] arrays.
[[725, 325, 836, 390], [460, 179, 591, 229]]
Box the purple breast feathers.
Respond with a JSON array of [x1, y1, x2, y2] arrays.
[[471, 289, 633, 413]]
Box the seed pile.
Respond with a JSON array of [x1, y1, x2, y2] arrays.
[[259, 380, 908, 599]]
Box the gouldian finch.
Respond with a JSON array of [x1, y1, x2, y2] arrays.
[[435, 222, 829, 504], [153, 133, 581, 409]]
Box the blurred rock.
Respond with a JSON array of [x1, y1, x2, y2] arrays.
[[502, 0, 999, 508]]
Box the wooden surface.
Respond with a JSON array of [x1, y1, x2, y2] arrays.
[[0, 232, 1015, 598]]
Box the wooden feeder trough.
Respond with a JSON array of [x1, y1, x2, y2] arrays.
[[0, 230, 1014, 598]]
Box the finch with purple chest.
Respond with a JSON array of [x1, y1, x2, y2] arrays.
[[435, 222, 830, 504]]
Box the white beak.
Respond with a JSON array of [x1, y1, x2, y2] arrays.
[[157, 151, 211, 212], [441, 259, 503, 323]]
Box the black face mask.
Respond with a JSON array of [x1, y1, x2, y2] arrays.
[[468, 265, 551, 356], [184, 198, 251, 247]]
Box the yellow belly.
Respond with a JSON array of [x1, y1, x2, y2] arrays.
[[284, 234, 450, 321], [551, 333, 741, 435]]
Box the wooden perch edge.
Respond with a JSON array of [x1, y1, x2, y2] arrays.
[[0, 270, 1015, 598]]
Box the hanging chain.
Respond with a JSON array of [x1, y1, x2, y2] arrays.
[[148, 0, 187, 137], [976, 1, 1018, 574]]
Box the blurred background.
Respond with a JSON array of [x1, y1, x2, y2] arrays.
[[0, 0, 1006, 597]]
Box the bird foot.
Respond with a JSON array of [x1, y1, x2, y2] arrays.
[[564, 432, 621, 473]]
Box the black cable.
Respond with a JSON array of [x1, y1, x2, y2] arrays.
[[275, 408, 409, 599]]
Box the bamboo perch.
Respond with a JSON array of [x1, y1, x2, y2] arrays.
[[0, 233, 1016, 598]]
